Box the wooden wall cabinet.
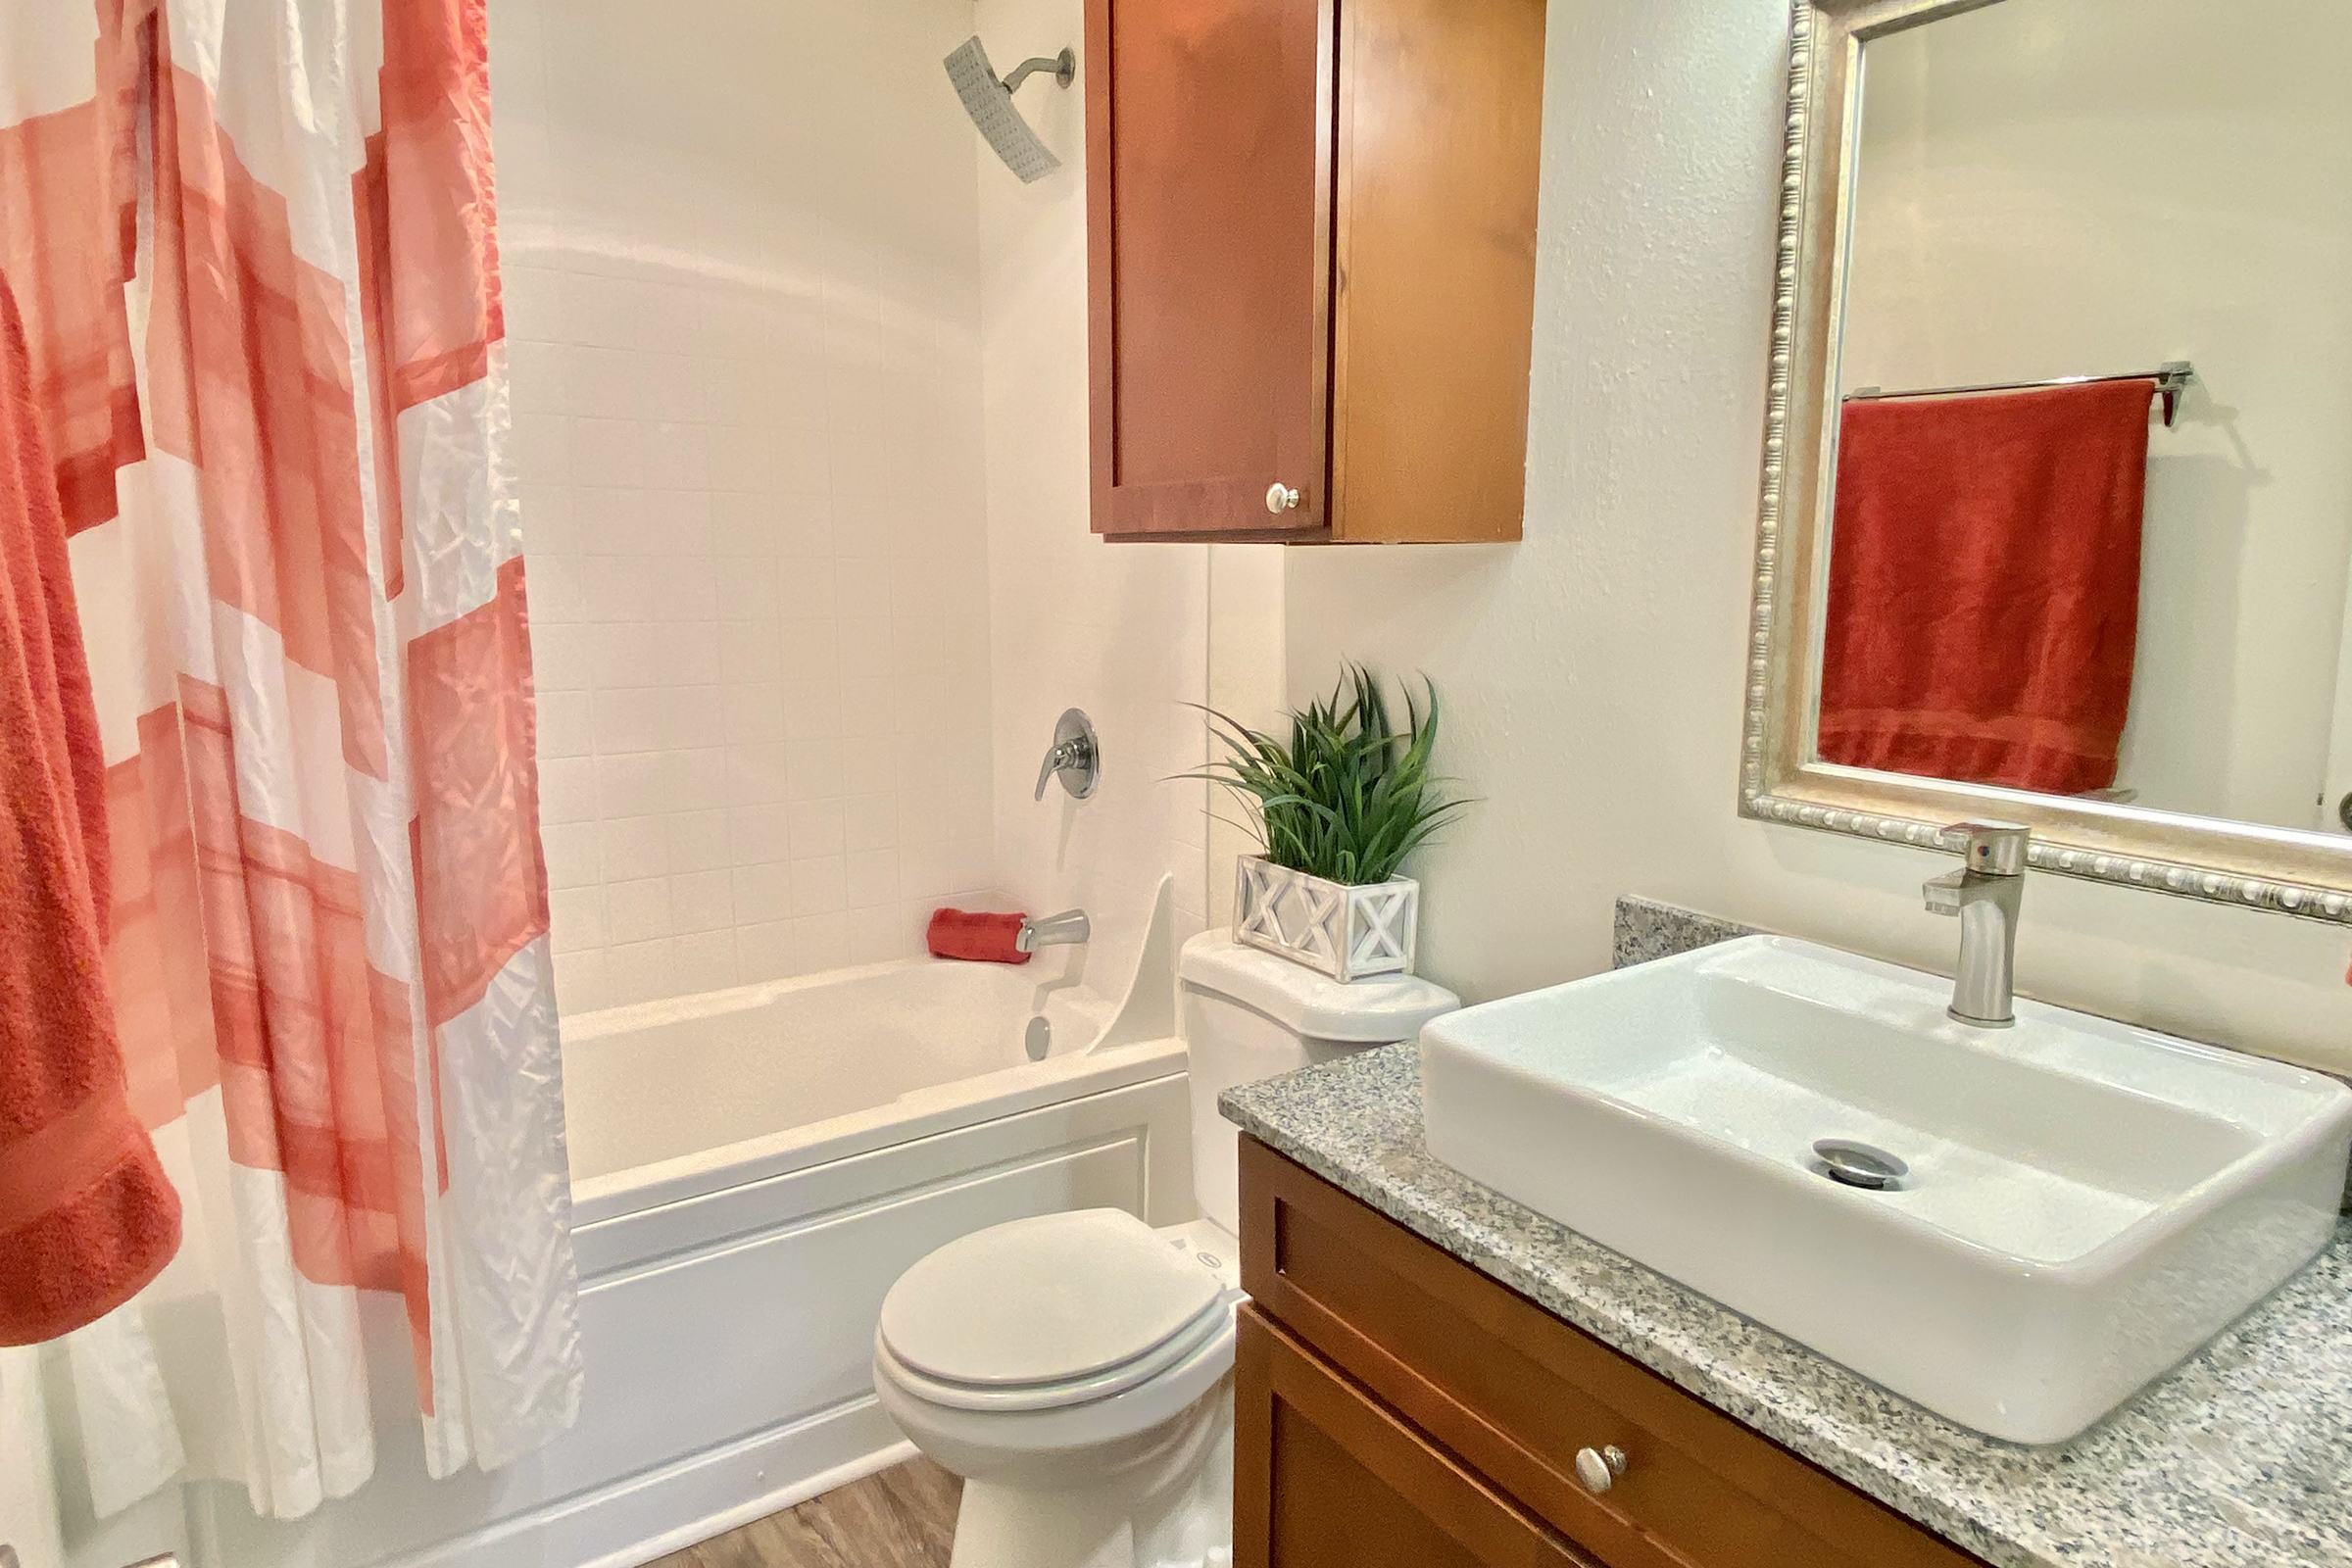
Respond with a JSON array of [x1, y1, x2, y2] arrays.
[[1084, 0, 1545, 544], [1235, 1137, 1993, 1568]]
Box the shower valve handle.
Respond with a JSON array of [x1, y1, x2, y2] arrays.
[[1034, 710, 1101, 802]]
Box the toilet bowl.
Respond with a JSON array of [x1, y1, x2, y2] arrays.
[[872, 1208, 1240, 1490], [873, 933, 1459, 1568]]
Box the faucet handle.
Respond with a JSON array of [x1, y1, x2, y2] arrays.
[[1942, 820, 2030, 876], [1033, 710, 1101, 802], [1033, 743, 1071, 802]]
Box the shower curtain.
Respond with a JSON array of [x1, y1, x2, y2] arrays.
[[1, 0, 581, 1524]]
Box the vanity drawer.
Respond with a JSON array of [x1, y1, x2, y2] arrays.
[[1236, 1303, 1596, 1568], [1239, 1137, 1986, 1568]]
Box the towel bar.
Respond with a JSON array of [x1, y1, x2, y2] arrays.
[[1844, 361, 2196, 428]]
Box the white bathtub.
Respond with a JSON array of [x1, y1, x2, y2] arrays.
[[564, 956, 1179, 1217], [192, 915, 1192, 1568]]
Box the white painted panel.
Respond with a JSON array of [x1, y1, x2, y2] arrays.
[[187, 1082, 1185, 1568], [569, 1140, 1144, 1480], [574, 1072, 1190, 1273], [414, 1411, 908, 1568]]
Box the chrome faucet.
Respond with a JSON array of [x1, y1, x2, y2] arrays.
[[1923, 821, 2029, 1028], [1015, 909, 1091, 954]]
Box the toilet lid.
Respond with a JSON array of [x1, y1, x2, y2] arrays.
[[879, 1209, 1225, 1390]]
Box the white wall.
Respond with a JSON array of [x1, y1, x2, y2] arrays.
[[1840, 0, 2352, 831], [974, 0, 1220, 992], [1205, 544, 1290, 926], [1281, 0, 2352, 1077], [495, 0, 1002, 1014]]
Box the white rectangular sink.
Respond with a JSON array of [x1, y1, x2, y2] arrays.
[[1420, 936, 2352, 1445]]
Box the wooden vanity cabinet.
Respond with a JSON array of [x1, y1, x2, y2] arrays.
[[1234, 1137, 1991, 1568], [1084, 0, 1544, 544]]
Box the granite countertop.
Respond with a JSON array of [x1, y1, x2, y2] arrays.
[[1221, 1044, 2352, 1568]]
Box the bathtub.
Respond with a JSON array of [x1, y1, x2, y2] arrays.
[[191, 906, 1192, 1568], [564, 955, 1180, 1216]]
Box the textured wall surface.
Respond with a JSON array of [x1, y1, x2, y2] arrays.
[[1282, 0, 2352, 1075]]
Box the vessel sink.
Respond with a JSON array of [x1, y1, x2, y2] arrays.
[[1419, 935, 2352, 1445]]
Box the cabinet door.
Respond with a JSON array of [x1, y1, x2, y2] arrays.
[[1086, 0, 1335, 541], [1239, 1139, 1993, 1568], [1236, 1305, 1599, 1568], [1328, 0, 1543, 542]]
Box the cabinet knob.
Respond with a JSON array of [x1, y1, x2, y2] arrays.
[[1574, 1445, 1628, 1494], [1265, 482, 1300, 514]]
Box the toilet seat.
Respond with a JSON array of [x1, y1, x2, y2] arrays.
[[877, 1208, 1229, 1408], [876, 1292, 1233, 1412], [874, 1301, 1238, 1478]]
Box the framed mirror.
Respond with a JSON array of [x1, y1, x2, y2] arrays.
[[1741, 0, 2352, 924]]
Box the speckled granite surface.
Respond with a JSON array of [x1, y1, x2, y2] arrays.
[[1611, 894, 1758, 967], [1220, 899, 2352, 1568]]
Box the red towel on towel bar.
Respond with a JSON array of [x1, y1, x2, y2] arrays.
[[0, 272, 181, 1346], [928, 908, 1032, 964], [1818, 380, 2154, 796]]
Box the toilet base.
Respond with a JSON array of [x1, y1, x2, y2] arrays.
[[947, 1380, 1235, 1568]]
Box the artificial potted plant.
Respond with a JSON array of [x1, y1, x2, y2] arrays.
[[1193, 667, 1468, 982]]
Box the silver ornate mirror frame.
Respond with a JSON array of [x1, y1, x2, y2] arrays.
[[1740, 0, 2352, 926]]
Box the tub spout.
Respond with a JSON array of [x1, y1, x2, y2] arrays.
[[1015, 909, 1090, 954]]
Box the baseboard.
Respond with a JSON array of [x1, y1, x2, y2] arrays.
[[387, 1397, 911, 1568]]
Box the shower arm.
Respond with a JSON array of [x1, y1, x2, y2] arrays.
[[999, 48, 1076, 96]]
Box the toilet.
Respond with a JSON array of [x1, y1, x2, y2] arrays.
[[872, 931, 1459, 1568]]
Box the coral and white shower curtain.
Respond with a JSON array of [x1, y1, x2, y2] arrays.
[[1, 0, 580, 1522]]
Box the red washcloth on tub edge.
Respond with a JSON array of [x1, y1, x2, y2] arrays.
[[928, 908, 1031, 965], [0, 270, 182, 1347]]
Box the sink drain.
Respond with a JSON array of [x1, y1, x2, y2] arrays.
[[1813, 1139, 1907, 1191]]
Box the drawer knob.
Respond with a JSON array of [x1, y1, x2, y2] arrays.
[[1265, 483, 1301, 514], [1575, 1445, 1628, 1494]]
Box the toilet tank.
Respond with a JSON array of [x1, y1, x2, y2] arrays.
[[1177, 932, 1460, 1235]]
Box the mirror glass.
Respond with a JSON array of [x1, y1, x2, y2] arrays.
[[1816, 0, 2352, 838]]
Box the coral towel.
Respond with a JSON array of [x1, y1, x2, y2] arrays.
[[1819, 380, 2154, 796], [0, 273, 181, 1347], [928, 908, 1032, 965]]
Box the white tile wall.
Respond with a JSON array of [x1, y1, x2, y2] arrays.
[[976, 0, 1220, 990], [494, 0, 1001, 1012]]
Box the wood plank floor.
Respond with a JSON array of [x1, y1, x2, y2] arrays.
[[648, 1458, 961, 1568]]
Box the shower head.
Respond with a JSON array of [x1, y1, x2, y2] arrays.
[[945, 37, 1074, 184]]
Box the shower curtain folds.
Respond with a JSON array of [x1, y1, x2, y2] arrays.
[[0, 0, 582, 1526]]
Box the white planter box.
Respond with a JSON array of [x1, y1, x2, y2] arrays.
[[1234, 856, 1419, 982]]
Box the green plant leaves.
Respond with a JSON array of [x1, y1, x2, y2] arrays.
[[1179, 665, 1471, 886]]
